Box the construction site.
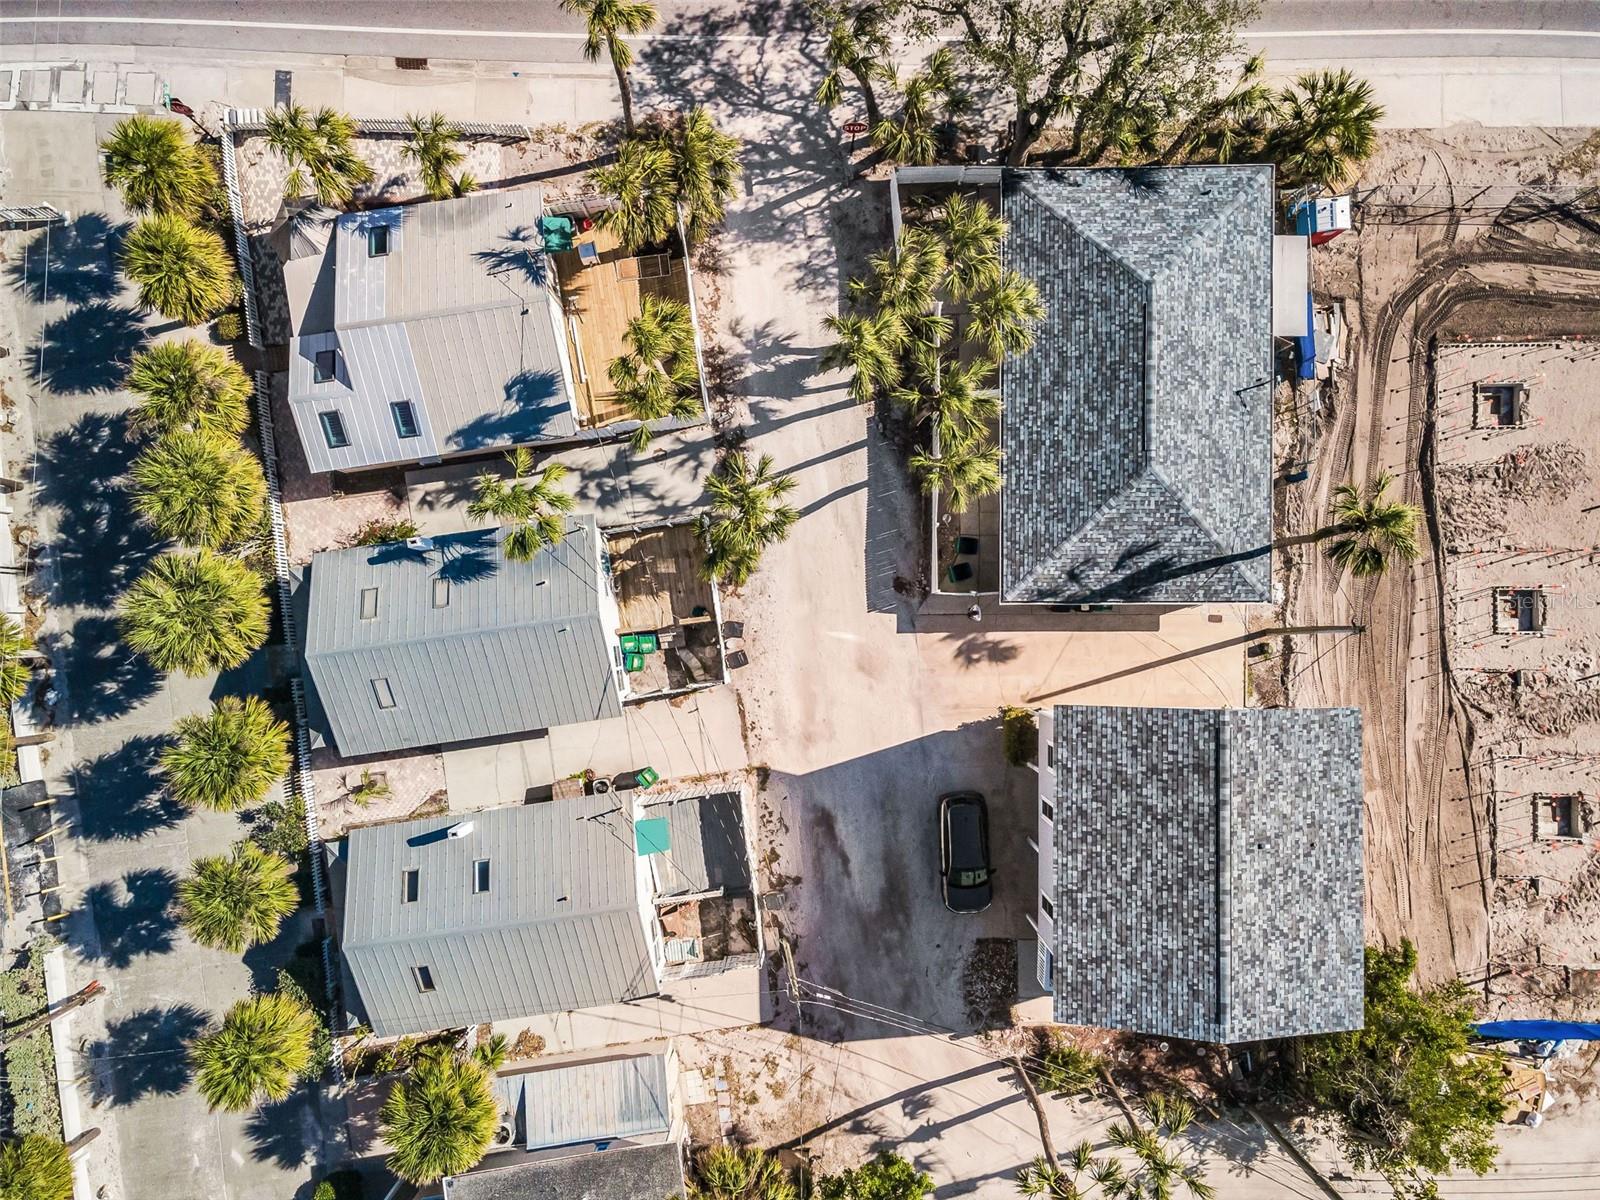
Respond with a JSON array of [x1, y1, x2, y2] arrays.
[[1269, 126, 1600, 1020]]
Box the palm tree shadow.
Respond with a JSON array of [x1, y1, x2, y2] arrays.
[[4, 212, 131, 304], [81, 1003, 206, 1106], [69, 866, 179, 969], [69, 734, 184, 842], [39, 615, 161, 724], [36, 412, 162, 609], [28, 300, 151, 392], [244, 1088, 326, 1168]]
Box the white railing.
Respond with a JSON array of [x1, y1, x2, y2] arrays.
[[218, 128, 263, 349]]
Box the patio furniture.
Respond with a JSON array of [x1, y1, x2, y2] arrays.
[[615, 253, 671, 281], [538, 214, 575, 252], [954, 535, 980, 557], [577, 241, 600, 267], [947, 562, 975, 585]]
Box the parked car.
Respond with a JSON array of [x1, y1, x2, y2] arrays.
[[939, 791, 992, 913]]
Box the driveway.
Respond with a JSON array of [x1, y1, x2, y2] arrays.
[[0, 109, 329, 1200]]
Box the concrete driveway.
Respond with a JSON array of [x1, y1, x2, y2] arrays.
[[0, 109, 330, 1200]]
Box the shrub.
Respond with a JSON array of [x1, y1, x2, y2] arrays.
[[0, 943, 61, 1141], [1037, 1035, 1102, 1095], [1001, 706, 1037, 767], [349, 517, 420, 547], [214, 310, 245, 342], [816, 1152, 932, 1200]]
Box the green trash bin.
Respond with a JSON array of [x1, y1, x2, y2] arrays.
[[625, 652, 646, 672], [636, 632, 659, 654], [634, 766, 660, 789], [620, 633, 642, 654]]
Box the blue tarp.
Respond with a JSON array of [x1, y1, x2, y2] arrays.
[[1475, 1020, 1600, 1041], [1296, 292, 1316, 379]]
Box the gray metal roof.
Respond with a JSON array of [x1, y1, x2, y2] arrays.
[[302, 518, 622, 758], [1049, 705, 1364, 1043], [640, 791, 751, 898], [1000, 166, 1275, 603], [287, 189, 576, 473], [443, 1142, 686, 1200], [341, 799, 656, 1038], [499, 1054, 671, 1151]]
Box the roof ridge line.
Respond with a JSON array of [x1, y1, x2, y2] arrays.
[[334, 292, 530, 334], [1012, 177, 1155, 286]]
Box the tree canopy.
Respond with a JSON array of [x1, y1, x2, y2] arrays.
[[817, 1152, 934, 1200], [190, 991, 316, 1112], [127, 340, 254, 438], [0, 1135, 72, 1200], [381, 1044, 499, 1184], [1297, 940, 1504, 1200], [162, 695, 292, 812], [121, 214, 237, 326], [120, 550, 269, 675], [100, 115, 219, 218]]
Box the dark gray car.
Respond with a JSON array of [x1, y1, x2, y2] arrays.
[[939, 791, 992, 913]]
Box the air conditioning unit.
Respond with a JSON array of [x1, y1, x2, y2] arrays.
[[446, 821, 475, 840]]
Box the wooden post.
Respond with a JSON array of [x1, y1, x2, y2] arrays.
[[1245, 1105, 1346, 1200], [66, 1127, 100, 1156], [1010, 1056, 1060, 1173], [0, 980, 105, 1048]]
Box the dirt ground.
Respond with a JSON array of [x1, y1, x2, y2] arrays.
[[1280, 124, 1600, 1004]]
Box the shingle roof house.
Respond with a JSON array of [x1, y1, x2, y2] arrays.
[[341, 800, 656, 1037], [301, 519, 622, 758], [288, 188, 577, 474], [1044, 705, 1363, 1043], [1001, 166, 1275, 604], [441, 1142, 686, 1200]]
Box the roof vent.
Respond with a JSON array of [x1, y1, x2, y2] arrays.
[[405, 536, 436, 553], [446, 821, 475, 840]]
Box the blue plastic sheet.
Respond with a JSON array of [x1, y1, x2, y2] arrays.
[[1474, 1020, 1600, 1041]]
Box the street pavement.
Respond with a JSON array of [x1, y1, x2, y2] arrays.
[[0, 109, 331, 1200]]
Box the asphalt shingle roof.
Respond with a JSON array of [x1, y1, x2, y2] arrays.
[[1001, 166, 1275, 603], [1049, 705, 1364, 1043], [443, 1142, 686, 1200], [302, 518, 621, 758]]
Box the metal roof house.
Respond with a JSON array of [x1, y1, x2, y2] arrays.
[[335, 788, 763, 1040], [286, 188, 580, 474], [1001, 166, 1275, 604], [341, 799, 656, 1037], [300, 518, 624, 759], [1030, 705, 1364, 1044]]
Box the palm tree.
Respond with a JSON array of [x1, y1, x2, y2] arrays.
[[121, 214, 237, 326], [850, 228, 946, 318], [120, 550, 268, 675], [127, 340, 254, 438], [162, 696, 291, 812], [263, 104, 375, 205], [178, 841, 300, 953], [467, 448, 576, 562], [592, 138, 677, 252], [0, 1134, 73, 1200], [190, 991, 316, 1112], [694, 1145, 797, 1200], [0, 616, 34, 708], [895, 356, 999, 450], [698, 452, 799, 588], [655, 107, 742, 243], [1311, 470, 1422, 578], [821, 311, 905, 405], [560, 0, 658, 136], [813, 1, 893, 127], [967, 270, 1045, 358], [381, 1044, 499, 1185], [402, 112, 467, 201], [937, 192, 1006, 300], [609, 294, 701, 448], [1163, 54, 1279, 166], [1267, 69, 1385, 190], [100, 115, 218, 217], [871, 49, 965, 168], [130, 430, 267, 549], [910, 438, 1001, 514]]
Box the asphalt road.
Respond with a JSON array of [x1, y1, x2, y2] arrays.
[[0, 0, 1597, 62]]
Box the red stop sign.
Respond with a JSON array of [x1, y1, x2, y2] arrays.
[[842, 120, 868, 135]]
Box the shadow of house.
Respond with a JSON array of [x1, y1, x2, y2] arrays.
[[82, 1003, 207, 1106], [37, 413, 160, 609], [69, 734, 184, 842], [27, 301, 151, 393], [4, 212, 130, 304], [71, 867, 179, 969]]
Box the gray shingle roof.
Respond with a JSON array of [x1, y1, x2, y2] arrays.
[[443, 1142, 686, 1200], [1049, 705, 1363, 1043], [302, 518, 622, 758], [1001, 166, 1274, 603], [341, 800, 656, 1037], [287, 189, 576, 473]]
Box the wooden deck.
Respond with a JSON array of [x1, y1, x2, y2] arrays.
[[608, 523, 715, 634], [552, 226, 695, 429]]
